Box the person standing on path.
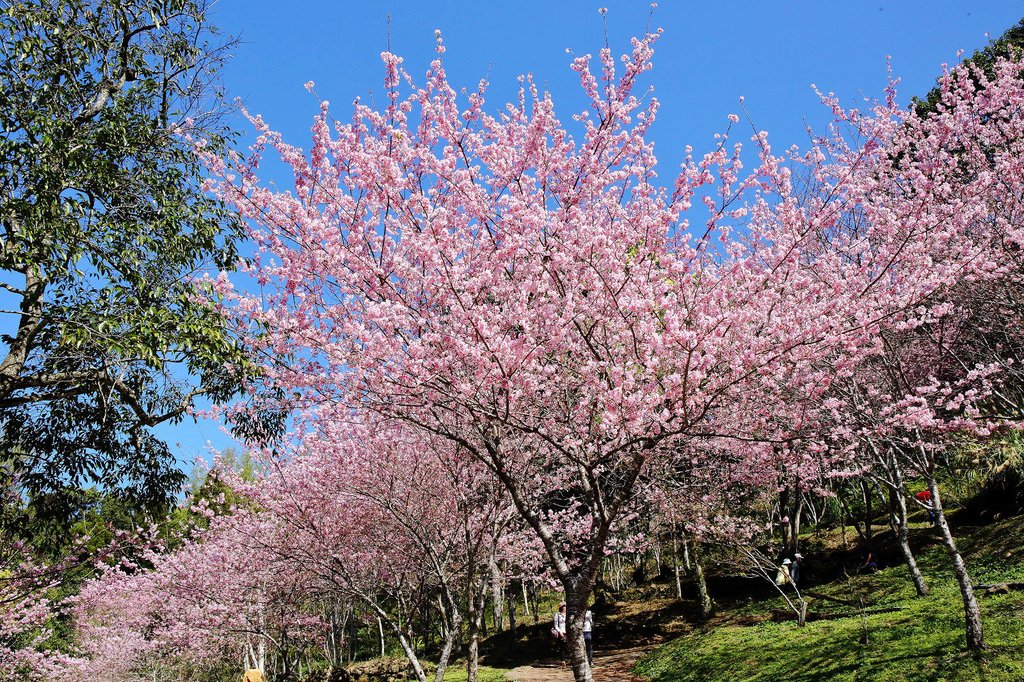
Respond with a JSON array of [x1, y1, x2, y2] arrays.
[[583, 606, 594, 667], [552, 602, 567, 662]]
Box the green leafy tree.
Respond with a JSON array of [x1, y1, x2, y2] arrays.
[[914, 17, 1024, 117], [0, 0, 250, 519]]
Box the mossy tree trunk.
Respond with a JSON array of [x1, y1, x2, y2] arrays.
[[685, 536, 713, 620], [928, 475, 985, 653], [889, 457, 929, 597]]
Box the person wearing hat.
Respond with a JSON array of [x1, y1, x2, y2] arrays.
[[791, 553, 803, 586], [775, 558, 792, 586]]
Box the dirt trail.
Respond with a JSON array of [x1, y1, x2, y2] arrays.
[[505, 645, 652, 682]]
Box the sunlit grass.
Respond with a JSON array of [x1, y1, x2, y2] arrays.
[[635, 517, 1024, 682], [441, 665, 510, 682]]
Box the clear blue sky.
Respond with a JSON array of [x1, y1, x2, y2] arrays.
[[159, 0, 1024, 469]]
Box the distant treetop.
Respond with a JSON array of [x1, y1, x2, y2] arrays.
[[914, 17, 1024, 117]]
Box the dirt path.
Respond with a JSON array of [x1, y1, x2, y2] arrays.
[[506, 645, 653, 682]]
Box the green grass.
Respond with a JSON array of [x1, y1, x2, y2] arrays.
[[635, 517, 1024, 682], [441, 665, 510, 682]]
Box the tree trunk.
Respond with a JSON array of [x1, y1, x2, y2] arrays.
[[839, 491, 849, 549], [929, 477, 985, 653], [669, 522, 683, 600], [521, 580, 532, 620], [507, 581, 518, 630], [789, 493, 804, 555], [886, 459, 929, 597], [894, 490, 929, 597], [862, 478, 874, 544], [328, 602, 348, 668], [779, 480, 803, 556], [480, 589, 488, 638], [490, 559, 505, 632], [433, 610, 461, 682], [804, 492, 821, 530], [779, 485, 790, 550], [688, 539, 713, 620], [256, 595, 267, 673], [0, 268, 45, 399], [564, 586, 594, 682], [393, 631, 428, 682], [363, 601, 427, 682], [681, 530, 692, 570], [377, 615, 386, 657], [838, 484, 866, 544], [466, 584, 482, 682], [281, 627, 293, 680]]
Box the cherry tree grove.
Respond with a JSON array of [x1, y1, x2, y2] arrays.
[[803, 55, 1024, 652], [74, 506, 321, 680], [187, 24, 1024, 678], [73, 415, 531, 682], [50, 30, 1024, 682], [243, 416, 526, 682], [2, 522, 128, 680]]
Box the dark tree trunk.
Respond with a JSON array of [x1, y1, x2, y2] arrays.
[[779, 484, 792, 551], [779, 479, 803, 556], [507, 580, 518, 630], [862, 478, 874, 544], [690, 540, 713, 620], [466, 585, 481, 682], [838, 483, 866, 544], [789, 493, 804, 555], [0, 268, 44, 398], [490, 559, 505, 632]]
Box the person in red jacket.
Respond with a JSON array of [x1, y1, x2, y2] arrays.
[[915, 489, 935, 522]]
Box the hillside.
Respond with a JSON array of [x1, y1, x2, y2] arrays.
[[633, 516, 1024, 681], [332, 515, 1024, 681]]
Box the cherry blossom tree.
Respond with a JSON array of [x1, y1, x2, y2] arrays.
[[73, 412, 527, 682], [74, 507, 320, 680], [0, 515, 131, 680], [241, 415, 522, 682], [73, 45, 1024, 664], [0, 552, 80, 680], [793, 52, 1024, 652]]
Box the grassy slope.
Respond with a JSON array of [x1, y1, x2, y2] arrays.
[[442, 666, 509, 682], [635, 516, 1024, 682]]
